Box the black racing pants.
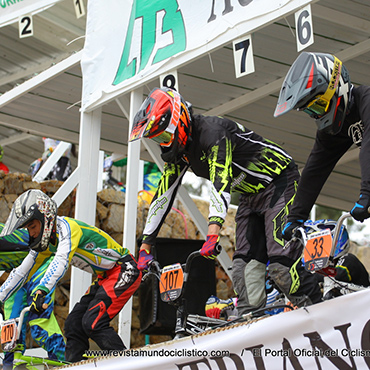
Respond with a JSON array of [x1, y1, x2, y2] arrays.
[[232, 163, 322, 314], [64, 254, 141, 362]]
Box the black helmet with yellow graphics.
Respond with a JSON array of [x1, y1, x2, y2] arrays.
[[274, 52, 352, 135]]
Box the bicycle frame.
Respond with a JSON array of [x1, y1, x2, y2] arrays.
[[0, 306, 69, 369], [294, 212, 352, 274], [146, 249, 225, 339]]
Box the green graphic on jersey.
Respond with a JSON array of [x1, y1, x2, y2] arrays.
[[147, 197, 169, 223], [272, 180, 298, 247], [235, 141, 291, 194], [114, 0, 186, 85], [157, 163, 181, 197], [208, 139, 232, 194], [210, 187, 223, 214]]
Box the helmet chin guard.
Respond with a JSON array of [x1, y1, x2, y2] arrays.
[[1, 190, 57, 252]]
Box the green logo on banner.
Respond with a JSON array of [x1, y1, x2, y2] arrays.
[[113, 0, 186, 86]]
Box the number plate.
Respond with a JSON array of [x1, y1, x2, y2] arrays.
[[1, 320, 17, 351], [304, 229, 332, 271], [159, 263, 184, 302]]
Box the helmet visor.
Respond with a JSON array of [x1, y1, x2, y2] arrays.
[[302, 95, 330, 118], [0, 207, 27, 238], [151, 130, 174, 147]]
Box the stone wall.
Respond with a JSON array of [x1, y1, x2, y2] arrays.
[[0, 172, 236, 348], [3, 172, 369, 349]]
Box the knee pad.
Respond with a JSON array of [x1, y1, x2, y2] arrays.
[[244, 259, 267, 308], [268, 260, 300, 296]]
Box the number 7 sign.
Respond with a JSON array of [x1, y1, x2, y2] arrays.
[[233, 34, 255, 79]]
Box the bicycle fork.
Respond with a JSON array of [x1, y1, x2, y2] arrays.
[[174, 299, 188, 338]]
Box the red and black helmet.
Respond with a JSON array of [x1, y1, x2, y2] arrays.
[[274, 52, 352, 135], [130, 88, 192, 163]]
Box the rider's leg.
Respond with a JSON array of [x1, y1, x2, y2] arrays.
[[80, 255, 141, 351], [264, 165, 322, 306], [233, 209, 269, 316], [26, 264, 66, 362], [3, 287, 27, 370], [65, 254, 141, 362]]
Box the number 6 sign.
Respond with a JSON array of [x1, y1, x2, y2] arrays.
[[295, 4, 314, 52]]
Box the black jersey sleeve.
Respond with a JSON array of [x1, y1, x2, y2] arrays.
[[289, 130, 352, 222], [142, 161, 189, 245]]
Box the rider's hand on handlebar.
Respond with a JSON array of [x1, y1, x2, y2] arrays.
[[200, 235, 221, 260], [282, 220, 304, 241], [351, 194, 370, 222], [30, 290, 47, 315], [205, 296, 234, 319], [137, 249, 154, 271]]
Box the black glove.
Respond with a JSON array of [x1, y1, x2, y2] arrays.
[[282, 220, 304, 241], [30, 290, 47, 314], [351, 194, 370, 222]]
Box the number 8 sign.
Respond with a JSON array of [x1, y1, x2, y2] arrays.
[[295, 4, 314, 52]]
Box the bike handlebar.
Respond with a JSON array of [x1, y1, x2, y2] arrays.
[[330, 212, 352, 256]]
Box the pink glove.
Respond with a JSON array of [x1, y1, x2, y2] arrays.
[[200, 235, 221, 260], [137, 249, 153, 271]]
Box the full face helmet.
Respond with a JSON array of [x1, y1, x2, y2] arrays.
[[0, 190, 57, 252], [303, 219, 349, 260], [129, 87, 192, 163], [274, 52, 352, 135]]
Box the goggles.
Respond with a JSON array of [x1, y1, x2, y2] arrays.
[[151, 130, 173, 147], [302, 96, 329, 118], [301, 56, 342, 119]]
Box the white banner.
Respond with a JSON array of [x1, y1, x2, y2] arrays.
[[0, 0, 61, 28], [73, 289, 370, 369], [81, 0, 314, 111]]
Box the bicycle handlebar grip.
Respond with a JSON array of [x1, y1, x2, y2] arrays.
[[215, 243, 222, 255]]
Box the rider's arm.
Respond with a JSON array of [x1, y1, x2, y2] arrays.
[[36, 217, 79, 294], [288, 131, 352, 222], [0, 250, 38, 302], [356, 86, 370, 196], [206, 135, 232, 229], [140, 161, 189, 250]]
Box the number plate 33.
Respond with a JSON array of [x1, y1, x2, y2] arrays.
[[304, 229, 332, 272]]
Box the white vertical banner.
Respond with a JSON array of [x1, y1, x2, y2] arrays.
[[295, 4, 314, 52], [233, 34, 255, 78]]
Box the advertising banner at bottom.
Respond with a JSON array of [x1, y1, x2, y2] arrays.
[[74, 289, 370, 370]]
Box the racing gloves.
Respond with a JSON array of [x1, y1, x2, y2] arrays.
[[205, 296, 235, 319], [282, 220, 304, 241], [30, 290, 47, 314], [200, 235, 221, 260], [351, 194, 370, 222], [137, 249, 154, 271]]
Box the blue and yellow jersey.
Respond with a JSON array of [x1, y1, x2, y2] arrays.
[[0, 217, 130, 300], [0, 223, 30, 271], [38, 217, 130, 293], [0, 223, 54, 301]]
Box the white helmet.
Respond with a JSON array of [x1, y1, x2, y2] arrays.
[[1, 190, 57, 252]]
